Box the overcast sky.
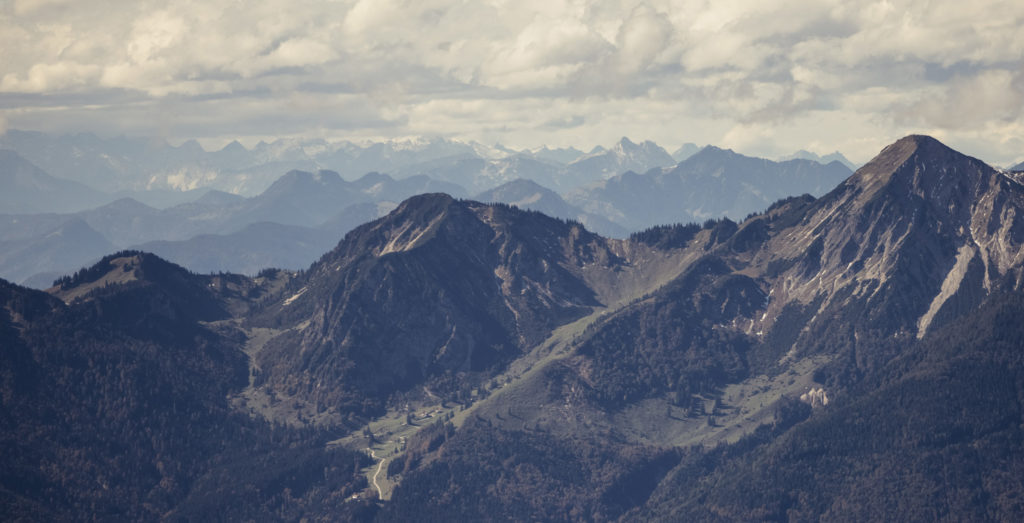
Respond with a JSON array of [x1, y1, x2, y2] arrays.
[[2, 0, 1023, 165]]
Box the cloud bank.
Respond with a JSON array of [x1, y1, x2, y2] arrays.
[[2, 0, 1023, 165]]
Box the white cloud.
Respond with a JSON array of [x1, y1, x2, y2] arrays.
[[612, 3, 674, 74], [482, 17, 611, 89], [1, 62, 101, 92], [12, 0, 74, 16], [264, 38, 336, 69], [900, 69, 1024, 129], [1, 0, 1024, 165]]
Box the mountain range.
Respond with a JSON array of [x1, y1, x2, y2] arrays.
[[0, 150, 110, 213], [474, 178, 628, 237], [0, 131, 677, 199], [379, 137, 678, 194], [0, 170, 453, 285], [569, 145, 853, 230], [4, 135, 1024, 520], [2, 130, 840, 205], [0, 139, 852, 286], [779, 149, 858, 170]]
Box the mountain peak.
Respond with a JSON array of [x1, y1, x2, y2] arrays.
[[338, 192, 459, 257], [390, 192, 457, 217], [847, 134, 985, 203], [219, 140, 247, 153], [688, 144, 739, 161], [272, 169, 343, 188], [898, 133, 944, 147], [864, 134, 953, 169], [488, 178, 546, 191], [49, 251, 177, 302], [615, 137, 638, 149], [177, 139, 205, 154], [99, 197, 158, 214], [475, 179, 559, 210], [353, 171, 394, 186], [760, 134, 1024, 337], [779, 149, 856, 170]]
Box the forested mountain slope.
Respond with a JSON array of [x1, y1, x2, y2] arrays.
[[0, 253, 376, 520]]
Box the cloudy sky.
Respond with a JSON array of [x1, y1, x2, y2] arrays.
[[2, 0, 1023, 165]]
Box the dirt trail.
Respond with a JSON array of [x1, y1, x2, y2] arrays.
[[368, 448, 386, 498]]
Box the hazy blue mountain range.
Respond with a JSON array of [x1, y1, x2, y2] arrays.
[[0, 170, 435, 285], [474, 179, 628, 237], [564, 137, 676, 183], [0, 130, 674, 198], [518, 144, 588, 164], [0, 134, 859, 284], [0, 218, 115, 289], [385, 137, 679, 194], [780, 149, 858, 170], [391, 154, 564, 193], [569, 145, 853, 230], [0, 130, 756, 202], [132, 211, 377, 277], [0, 150, 110, 213]]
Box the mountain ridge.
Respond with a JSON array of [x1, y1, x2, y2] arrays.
[[569, 144, 852, 230], [474, 178, 629, 237], [0, 149, 111, 213]]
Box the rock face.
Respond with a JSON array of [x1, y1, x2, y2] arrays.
[[576, 135, 1024, 404], [747, 135, 1024, 340]]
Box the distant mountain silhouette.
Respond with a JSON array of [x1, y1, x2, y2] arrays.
[[569, 145, 852, 230], [671, 142, 701, 162], [0, 170, 455, 284], [0, 150, 110, 213], [781, 149, 858, 170], [475, 178, 628, 237], [566, 137, 676, 183]]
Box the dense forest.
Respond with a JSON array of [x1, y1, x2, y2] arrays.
[[0, 264, 376, 521]]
